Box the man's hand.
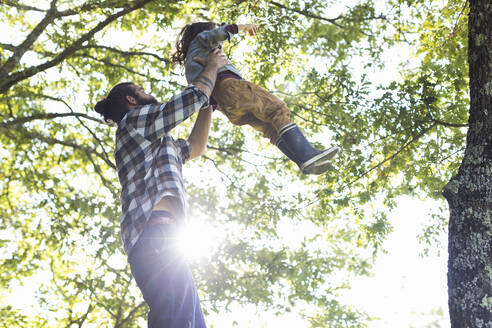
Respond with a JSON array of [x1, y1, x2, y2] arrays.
[[192, 49, 228, 96], [194, 48, 229, 70], [238, 24, 258, 36]]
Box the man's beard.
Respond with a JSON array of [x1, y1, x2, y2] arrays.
[[135, 94, 158, 105]]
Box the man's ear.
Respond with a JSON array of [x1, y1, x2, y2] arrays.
[[125, 95, 137, 105]]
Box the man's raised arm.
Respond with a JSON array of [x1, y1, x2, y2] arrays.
[[192, 48, 228, 96]]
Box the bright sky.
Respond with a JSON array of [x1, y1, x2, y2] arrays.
[[6, 196, 450, 327], [1, 1, 452, 327], [343, 197, 449, 327], [181, 196, 450, 328]]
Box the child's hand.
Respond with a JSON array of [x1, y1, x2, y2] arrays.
[[238, 24, 258, 36]]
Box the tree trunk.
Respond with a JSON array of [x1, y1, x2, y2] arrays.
[[442, 0, 492, 327]]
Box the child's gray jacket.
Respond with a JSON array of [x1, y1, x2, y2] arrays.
[[185, 24, 242, 83]]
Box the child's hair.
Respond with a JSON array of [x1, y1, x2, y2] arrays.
[[171, 22, 217, 66], [94, 82, 136, 124]]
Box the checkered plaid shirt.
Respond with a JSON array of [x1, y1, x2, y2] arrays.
[[114, 85, 209, 255]]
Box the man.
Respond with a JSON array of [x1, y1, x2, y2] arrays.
[[94, 49, 228, 328]]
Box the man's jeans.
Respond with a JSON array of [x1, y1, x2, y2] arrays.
[[128, 213, 206, 328]]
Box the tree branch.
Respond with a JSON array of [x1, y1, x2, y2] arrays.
[[71, 53, 184, 89], [433, 119, 468, 128], [4, 91, 114, 167], [268, 1, 389, 42], [274, 90, 348, 106], [1, 126, 116, 169], [77, 304, 93, 328], [2, 0, 128, 16], [0, 43, 17, 52], [6, 97, 14, 117], [0, 0, 58, 77], [82, 44, 170, 63], [203, 155, 257, 198], [438, 146, 466, 164], [84, 151, 117, 191], [268, 1, 344, 28], [2, 160, 16, 212], [56, 0, 128, 17], [115, 302, 146, 328], [207, 145, 280, 160], [0, 0, 154, 94], [75, 53, 180, 81], [2, 0, 47, 12], [79, 54, 153, 79], [270, 0, 387, 25], [291, 110, 325, 126], [0, 112, 103, 128], [346, 123, 437, 186]]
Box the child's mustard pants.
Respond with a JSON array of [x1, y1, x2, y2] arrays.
[[212, 78, 294, 144]]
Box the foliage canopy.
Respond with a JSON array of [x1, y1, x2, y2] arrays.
[[0, 0, 469, 326]]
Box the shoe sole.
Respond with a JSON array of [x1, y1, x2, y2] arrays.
[[301, 147, 339, 175]]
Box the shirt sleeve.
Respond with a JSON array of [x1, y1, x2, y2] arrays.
[[197, 23, 239, 49], [175, 138, 192, 164], [126, 85, 209, 142]]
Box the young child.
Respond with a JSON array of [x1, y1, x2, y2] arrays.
[[172, 22, 339, 175]]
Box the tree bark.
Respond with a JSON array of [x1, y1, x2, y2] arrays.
[[442, 0, 492, 327]]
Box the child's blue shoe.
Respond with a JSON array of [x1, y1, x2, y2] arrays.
[[275, 123, 339, 175]]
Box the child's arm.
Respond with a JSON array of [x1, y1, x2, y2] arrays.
[[197, 24, 239, 48], [197, 23, 258, 49]]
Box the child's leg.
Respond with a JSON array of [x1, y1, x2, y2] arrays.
[[237, 81, 293, 134], [214, 79, 339, 174], [275, 123, 339, 174], [213, 80, 280, 143], [230, 81, 339, 174], [220, 110, 277, 143]]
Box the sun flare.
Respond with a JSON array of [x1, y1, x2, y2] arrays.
[[176, 217, 221, 261]]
